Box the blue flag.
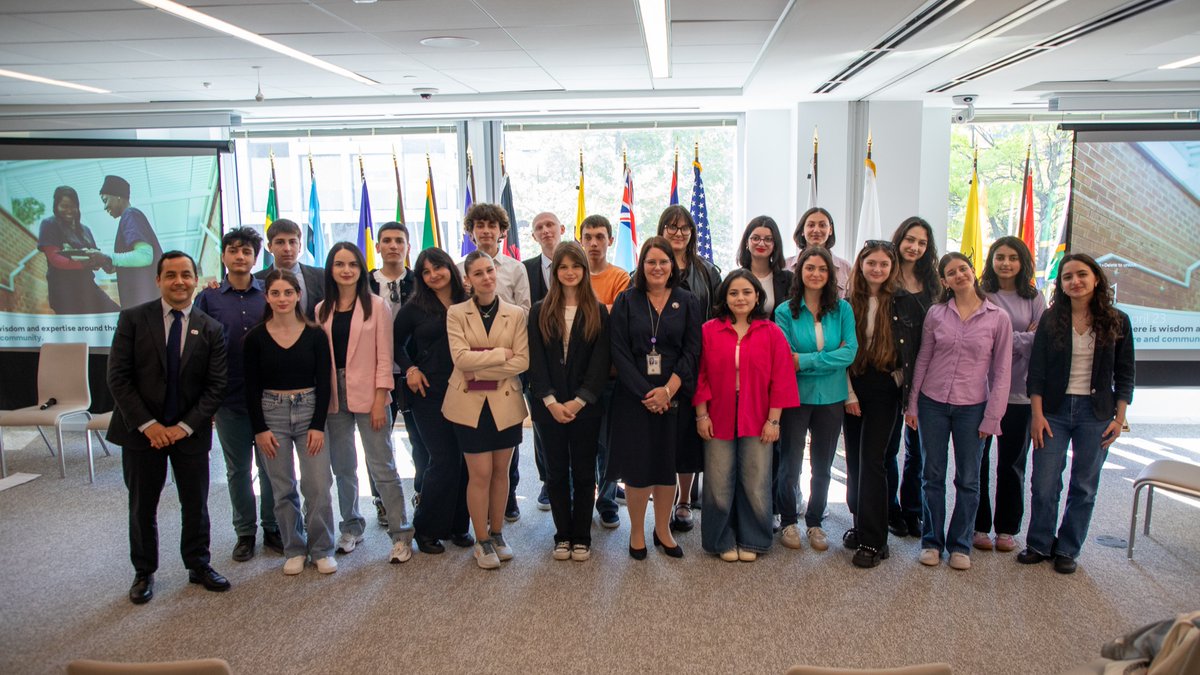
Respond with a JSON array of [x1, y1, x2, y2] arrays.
[[358, 180, 375, 266], [307, 177, 325, 265], [690, 159, 713, 263], [460, 179, 476, 256]]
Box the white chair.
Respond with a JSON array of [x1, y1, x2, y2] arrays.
[[1127, 459, 1200, 559], [82, 411, 114, 483], [0, 342, 92, 479]]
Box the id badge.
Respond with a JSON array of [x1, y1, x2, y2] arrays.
[[646, 350, 662, 376]]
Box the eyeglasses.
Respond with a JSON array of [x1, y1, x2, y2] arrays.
[[864, 240, 896, 251], [387, 280, 399, 304], [749, 236, 774, 245], [665, 224, 692, 235]]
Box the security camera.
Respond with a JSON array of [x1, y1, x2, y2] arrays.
[[254, 91, 265, 103], [952, 94, 977, 106], [951, 108, 975, 124], [413, 87, 438, 100]]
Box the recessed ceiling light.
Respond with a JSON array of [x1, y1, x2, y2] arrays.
[[1159, 54, 1200, 70], [0, 68, 110, 94], [419, 36, 479, 49]]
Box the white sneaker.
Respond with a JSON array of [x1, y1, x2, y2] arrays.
[[474, 541, 501, 569], [919, 548, 941, 566], [553, 541, 571, 561], [780, 524, 802, 550], [283, 555, 305, 575], [570, 544, 591, 562], [315, 556, 338, 574], [949, 552, 972, 570], [336, 532, 363, 554], [490, 531, 514, 561], [389, 540, 412, 564], [807, 527, 829, 552]]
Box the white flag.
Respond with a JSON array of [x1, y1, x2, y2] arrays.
[[855, 156, 882, 254]]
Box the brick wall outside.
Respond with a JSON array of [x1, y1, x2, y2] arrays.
[[0, 211, 50, 314], [1072, 141, 1200, 311]]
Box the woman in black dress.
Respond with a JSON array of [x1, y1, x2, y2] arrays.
[[608, 236, 703, 559], [394, 247, 473, 555], [36, 186, 119, 314]]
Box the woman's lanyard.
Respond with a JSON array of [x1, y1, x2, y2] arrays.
[[646, 295, 664, 375]]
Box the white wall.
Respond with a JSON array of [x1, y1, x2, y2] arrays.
[[920, 107, 952, 253], [742, 108, 795, 245]]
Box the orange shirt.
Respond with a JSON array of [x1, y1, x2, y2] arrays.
[[590, 265, 631, 307]]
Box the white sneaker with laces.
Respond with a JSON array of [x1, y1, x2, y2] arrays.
[[490, 532, 514, 561], [336, 532, 363, 554], [474, 541, 501, 569], [283, 555, 305, 575], [389, 540, 412, 564], [780, 524, 802, 550], [315, 556, 338, 574], [553, 541, 571, 561]]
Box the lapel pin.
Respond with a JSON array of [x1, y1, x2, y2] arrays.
[[190, 329, 199, 335], [671, 301, 679, 309]]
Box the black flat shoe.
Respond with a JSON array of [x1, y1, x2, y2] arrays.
[[842, 528, 859, 550], [1017, 548, 1049, 565], [262, 529, 284, 554], [129, 573, 154, 605], [188, 565, 231, 592], [1052, 555, 1077, 575], [415, 535, 445, 555], [231, 535, 255, 562], [653, 532, 684, 558], [449, 532, 475, 548], [852, 544, 890, 568], [629, 539, 648, 560], [887, 514, 907, 537], [905, 515, 922, 538]]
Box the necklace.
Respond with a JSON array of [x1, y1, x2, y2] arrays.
[[478, 297, 500, 319]]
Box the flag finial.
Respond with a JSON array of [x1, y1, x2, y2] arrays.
[[499, 150, 506, 175], [867, 131, 873, 160], [813, 126, 819, 151], [358, 153, 365, 182], [694, 142, 699, 162]]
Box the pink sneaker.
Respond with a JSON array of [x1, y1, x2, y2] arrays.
[[972, 531, 994, 551], [994, 534, 1017, 552]]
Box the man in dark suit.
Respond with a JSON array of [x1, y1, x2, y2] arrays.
[[254, 218, 324, 320], [108, 251, 229, 605], [521, 211, 566, 512]]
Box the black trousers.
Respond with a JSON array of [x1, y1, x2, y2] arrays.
[[843, 369, 901, 549], [123, 444, 211, 575], [537, 415, 602, 545], [410, 390, 469, 539], [886, 418, 925, 519], [976, 403, 1033, 535]]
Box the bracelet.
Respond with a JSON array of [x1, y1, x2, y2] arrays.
[[695, 414, 710, 422]]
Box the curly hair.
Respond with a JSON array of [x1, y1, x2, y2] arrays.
[[464, 202, 510, 234], [712, 268, 769, 322], [1047, 253, 1123, 349], [786, 246, 839, 321]]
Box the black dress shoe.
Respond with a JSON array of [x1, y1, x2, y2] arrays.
[[628, 539, 648, 560], [1016, 548, 1049, 565], [887, 514, 908, 537], [905, 515, 922, 538], [129, 574, 154, 605], [262, 529, 284, 554], [1052, 555, 1077, 575], [852, 544, 890, 568], [188, 565, 231, 592], [415, 535, 445, 555], [231, 535, 255, 562], [653, 532, 684, 558], [449, 532, 475, 548], [842, 528, 859, 550]]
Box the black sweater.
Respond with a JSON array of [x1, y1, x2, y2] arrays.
[[243, 324, 332, 434]]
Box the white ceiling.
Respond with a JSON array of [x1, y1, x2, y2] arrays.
[[0, 0, 1197, 121]]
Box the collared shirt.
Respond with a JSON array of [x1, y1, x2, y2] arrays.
[[540, 253, 553, 289], [459, 251, 531, 312], [285, 262, 308, 314], [908, 297, 1013, 436], [372, 268, 408, 320], [774, 298, 857, 405], [140, 298, 195, 436], [195, 276, 267, 410]]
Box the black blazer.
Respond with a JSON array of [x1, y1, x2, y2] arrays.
[[1027, 310, 1135, 419], [106, 299, 228, 453], [523, 255, 549, 304], [367, 268, 414, 305], [768, 268, 794, 320], [891, 290, 926, 405], [393, 302, 454, 399], [527, 300, 611, 423], [255, 263, 324, 320]]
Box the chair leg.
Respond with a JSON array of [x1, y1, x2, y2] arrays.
[[1128, 483, 1143, 560], [38, 427, 54, 456], [1, 428, 7, 479], [55, 425, 67, 479], [1144, 486, 1154, 535], [96, 432, 112, 457], [85, 428, 95, 484]]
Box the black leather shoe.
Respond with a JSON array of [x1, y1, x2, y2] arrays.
[[852, 544, 890, 568], [1052, 555, 1077, 575], [653, 532, 684, 558], [628, 539, 648, 560], [1017, 547, 1049, 565], [842, 528, 859, 550], [129, 573, 154, 605], [905, 515, 922, 538], [262, 529, 284, 554], [449, 532, 475, 548], [188, 565, 231, 592], [415, 535, 445, 555], [231, 535, 255, 562], [887, 514, 908, 537]]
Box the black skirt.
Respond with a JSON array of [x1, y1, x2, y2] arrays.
[[605, 383, 678, 488], [453, 400, 523, 454]]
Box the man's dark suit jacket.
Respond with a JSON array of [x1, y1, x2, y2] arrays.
[[255, 263, 325, 320], [523, 254, 549, 304], [106, 299, 228, 454]]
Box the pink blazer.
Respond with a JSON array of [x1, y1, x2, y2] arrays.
[[316, 294, 393, 414], [694, 318, 800, 440]]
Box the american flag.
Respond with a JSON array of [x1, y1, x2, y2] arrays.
[[690, 158, 713, 263]]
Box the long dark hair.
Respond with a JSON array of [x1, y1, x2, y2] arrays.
[[632, 236, 679, 292], [261, 269, 314, 325], [848, 241, 899, 375], [794, 207, 836, 251], [980, 236, 1038, 299], [787, 246, 839, 320], [410, 247, 466, 316], [539, 241, 602, 343], [712, 269, 769, 323], [1048, 253, 1123, 349], [320, 241, 372, 323], [53, 186, 79, 218], [891, 216, 938, 297], [937, 252, 986, 303], [737, 215, 785, 273]]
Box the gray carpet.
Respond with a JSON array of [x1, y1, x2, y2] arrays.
[[0, 417, 1197, 675]]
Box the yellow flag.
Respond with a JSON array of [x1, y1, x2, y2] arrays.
[[961, 164, 984, 276], [575, 151, 585, 240]]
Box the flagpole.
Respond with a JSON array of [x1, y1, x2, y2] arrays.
[[467, 148, 476, 200]]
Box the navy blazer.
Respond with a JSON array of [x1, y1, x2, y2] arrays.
[[106, 299, 228, 453], [527, 300, 611, 423], [610, 286, 703, 399], [1027, 310, 1135, 420]]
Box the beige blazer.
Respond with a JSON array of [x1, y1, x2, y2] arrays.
[[442, 298, 530, 430]]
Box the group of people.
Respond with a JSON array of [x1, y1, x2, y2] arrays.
[[108, 200, 1134, 605]]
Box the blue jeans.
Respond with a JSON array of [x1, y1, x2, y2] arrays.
[[260, 391, 335, 559], [326, 369, 414, 543], [776, 402, 844, 528], [1027, 394, 1111, 559], [214, 406, 278, 537], [917, 394, 985, 556], [702, 436, 773, 554]]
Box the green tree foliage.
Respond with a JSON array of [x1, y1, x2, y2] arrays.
[[10, 197, 45, 228]]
